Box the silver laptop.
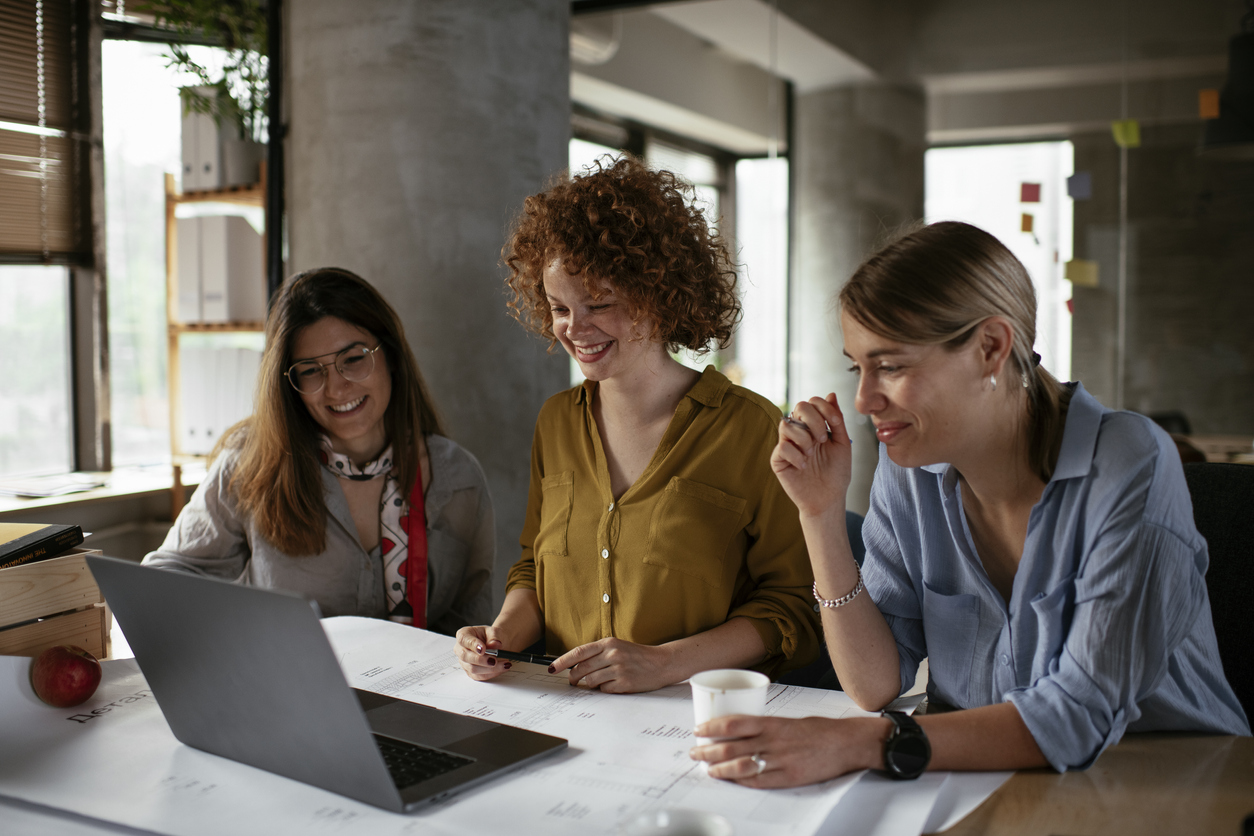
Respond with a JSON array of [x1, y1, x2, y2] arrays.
[[87, 556, 566, 813]]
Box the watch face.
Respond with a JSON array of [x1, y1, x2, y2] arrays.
[[889, 733, 929, 776]]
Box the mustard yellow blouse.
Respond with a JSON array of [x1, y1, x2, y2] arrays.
[[506, 367, 821, 678]]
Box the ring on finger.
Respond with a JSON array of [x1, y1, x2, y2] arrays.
[[750, 753, 767, 776]]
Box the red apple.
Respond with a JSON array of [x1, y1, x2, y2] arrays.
[[30, 645, 102, 708]]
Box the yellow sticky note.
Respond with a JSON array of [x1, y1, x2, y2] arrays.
[[1111, 119, 1141, 148], [1065, 259, 1100, 288], [1199, 89, 1220, 119], [1021, 213, 1034, 233]]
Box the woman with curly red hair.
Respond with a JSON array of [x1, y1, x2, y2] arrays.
[[453, 156, 820, 692]]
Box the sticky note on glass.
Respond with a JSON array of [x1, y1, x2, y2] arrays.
[[1020, 183, 1041, 203], [1065, 259, 1100, 287], [1111, 119, 1141, 148], [1199, 89, 1220, 119], [1021, 213, 1034, 233], [1067, 171, 1092, 200]]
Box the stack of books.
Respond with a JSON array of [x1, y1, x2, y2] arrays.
[[0, 524, 110, 659]]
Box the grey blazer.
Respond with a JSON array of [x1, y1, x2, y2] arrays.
[[143, 434, 494, 634]]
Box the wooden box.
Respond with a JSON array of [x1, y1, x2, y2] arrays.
[[0, 548, 111, 660]]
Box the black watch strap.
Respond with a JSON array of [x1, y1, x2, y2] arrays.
[[881, 710, 931, 780]]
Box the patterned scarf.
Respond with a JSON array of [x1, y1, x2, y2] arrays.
[[318, 438, 427, 626]]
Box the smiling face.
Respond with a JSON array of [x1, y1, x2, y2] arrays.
[[842, 311, 992, 469], [289, 316, 392, 459], [543, 259, 666, 383]]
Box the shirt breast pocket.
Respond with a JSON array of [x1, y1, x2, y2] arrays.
[[921, 581, 982, 707], [643, 477, 747, 587], [536, 471, 574, 557]]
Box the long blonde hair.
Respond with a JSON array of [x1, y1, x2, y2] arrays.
[[839, 222, 1068, 481], [217, 267, 445, 555]]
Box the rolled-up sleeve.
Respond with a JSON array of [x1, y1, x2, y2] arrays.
[[726, 470, 823, 675], [505, 420, 544, 594], [1007, 521, 1206, 770]]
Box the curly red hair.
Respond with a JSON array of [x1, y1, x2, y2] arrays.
[[503, 155, 740, 354]]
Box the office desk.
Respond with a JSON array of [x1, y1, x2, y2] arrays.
[[939, 733, 1254, 836], [2, 620, 1248, 836]]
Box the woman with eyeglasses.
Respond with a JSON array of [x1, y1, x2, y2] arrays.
[[143, 267, 495, 635]]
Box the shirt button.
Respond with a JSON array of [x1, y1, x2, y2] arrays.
[[814, 603, 821, 612], [1000, 653, 1010, 666], [602, 593, 610, 603], [609, 502, 615, 511], [601, 548, 609, 559]]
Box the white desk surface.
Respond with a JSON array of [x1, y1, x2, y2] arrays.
[[0, 618, 1007, 836]]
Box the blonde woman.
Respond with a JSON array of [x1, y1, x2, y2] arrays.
[[692, 222, 1248, 785]]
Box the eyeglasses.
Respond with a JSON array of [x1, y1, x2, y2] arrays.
[[286, 344, 382, 394]]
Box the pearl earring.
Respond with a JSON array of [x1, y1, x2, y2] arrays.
[[990, 374, 997, 391]]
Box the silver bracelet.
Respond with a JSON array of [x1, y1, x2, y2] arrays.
[[813, 565, 864, 608]]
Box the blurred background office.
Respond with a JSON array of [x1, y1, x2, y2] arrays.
[[1, 0, 1251, 608]]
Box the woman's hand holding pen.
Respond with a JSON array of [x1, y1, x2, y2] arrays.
[[549, 638, 675, 694], [453, 626, 514, 680], [772, 394, 852, 519]]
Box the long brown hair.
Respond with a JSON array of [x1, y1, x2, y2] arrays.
[[218, 267, 445, 555], [839, 222, 1069, 482]]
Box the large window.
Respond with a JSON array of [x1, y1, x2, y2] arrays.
[[103, 39, 234, 466], [0, 266, 73, 476], [926, 141, 1075, 380], [732, 157, 788, 408]]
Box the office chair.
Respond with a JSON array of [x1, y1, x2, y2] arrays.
[[777, 511, 865, 689], [1183, 462, 1254, 719]]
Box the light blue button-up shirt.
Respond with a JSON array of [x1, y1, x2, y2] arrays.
[[861, 383, 1250, 771]]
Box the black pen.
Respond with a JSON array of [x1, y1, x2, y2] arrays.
[[484, 648, 560, 665]]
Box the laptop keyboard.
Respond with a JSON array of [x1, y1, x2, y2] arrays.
[[373, 734, 476, 789]]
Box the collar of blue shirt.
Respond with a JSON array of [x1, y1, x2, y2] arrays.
[[919, 382, 1105, 483]]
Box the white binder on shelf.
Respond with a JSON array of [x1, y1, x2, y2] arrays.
[[180, 86, 221, 192], [196, 108, 220, 190], [200, 216, 265, 323], [225, 216, 266, 321], [180, 111, 199, 191], [175, 217, 201, 322], [213, 347, 238, 448], [200, 216, 228, 322], [237, 347, 262, 418], [179, 346, 210, 455]]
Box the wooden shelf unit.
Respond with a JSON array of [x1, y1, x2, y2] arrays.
[[163, 167, 268, 516]]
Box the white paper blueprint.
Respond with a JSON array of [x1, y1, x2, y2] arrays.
[[0, 619, 1000, 836]]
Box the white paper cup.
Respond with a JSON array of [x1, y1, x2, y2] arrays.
[[618, 808, 734, 836], [690, 669, 769, 746]]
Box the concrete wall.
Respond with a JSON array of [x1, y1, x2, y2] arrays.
[[790, 83, 926, 514], [1072, 123, 1254, 431], [286, 0, 571, 608]]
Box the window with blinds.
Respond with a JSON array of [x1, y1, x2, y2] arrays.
[[0, 0, 89, 262]]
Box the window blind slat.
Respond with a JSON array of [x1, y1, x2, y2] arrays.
[[0, 0, 72, 129], [0, 127, 75, 255]]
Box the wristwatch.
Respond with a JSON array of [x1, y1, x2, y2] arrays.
[[881, 710, 930, 780]]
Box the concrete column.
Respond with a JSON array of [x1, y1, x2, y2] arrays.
[[790, 83, 925, 515], [287, 1, 571, 606]]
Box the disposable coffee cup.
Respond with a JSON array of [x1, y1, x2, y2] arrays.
[[689, 669, 769, 746], [618, 808, 734, 836]]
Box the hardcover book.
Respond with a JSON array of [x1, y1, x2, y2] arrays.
[[0, 524, 85, 571]]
